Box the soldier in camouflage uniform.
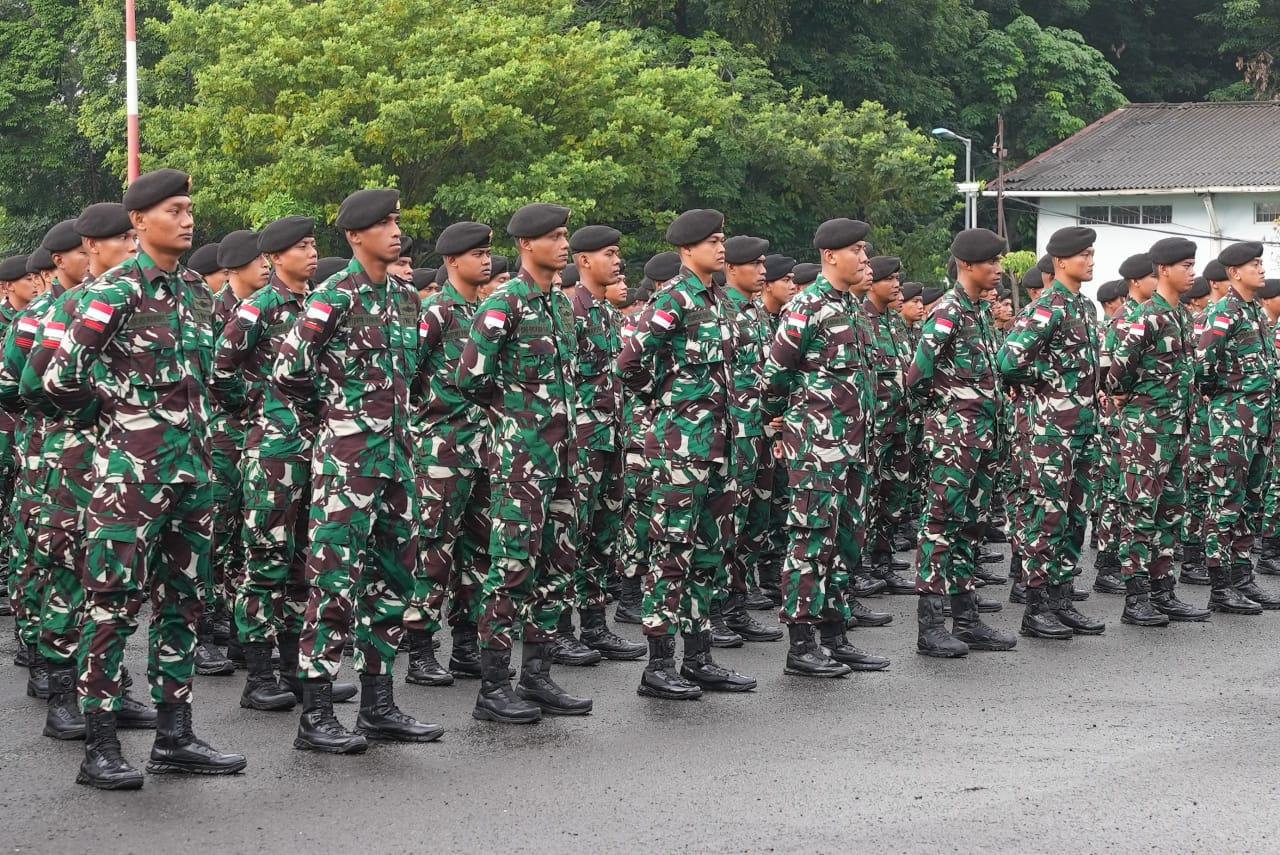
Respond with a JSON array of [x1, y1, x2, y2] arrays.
[[1178, 271, 1224, 588], [996, 226, 1106, 639], [1105, 237, 1211, 626], [908, 229, 1016, 658], [1196, 242, 1280, 612], [44, 170, 246, 788], [617, 209, 756, 698], [274, 189, 444, 753], [895, 281, 926, 546], [0, 254, 35, 626], [1256, 279, 1280, 575]]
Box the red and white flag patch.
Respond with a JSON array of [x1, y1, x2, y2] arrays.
[[42, 322, 65, 349], [483, 309, 507, 330], [84, 301, 114, 332], [653, 309, 675, 330], [15, 317, 38, 348], [1033, 307, 1053, 325], [1211, 316, 1231, 336], [304, 301, 332, 332], [934, 317, 955, 334], [237, 304, 261, 323]]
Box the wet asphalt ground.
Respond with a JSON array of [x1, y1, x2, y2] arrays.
[[3, 542, 1280, 854]]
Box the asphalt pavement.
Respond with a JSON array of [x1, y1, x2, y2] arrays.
[[4, 544, 1280, 854]]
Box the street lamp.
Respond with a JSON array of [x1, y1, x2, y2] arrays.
[[932, 127, 974, 229]]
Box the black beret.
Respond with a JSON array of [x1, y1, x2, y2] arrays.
[[41, 219, 82, 254], [1097, 280, 1125, 303], [1046, 226, 1096, 257], [950, 228, 1007, 263], [1260, 279, 1280, 300], [436, 221, 493, 256], [724, 235, 770, 266], [1218, 241, 1263, 268], [1021, 267, 1044, 292], [665, 209, 724, 247], [123, 168, 191, 211], [0, 255, 30, 281], [1202, 260, 1228, 282], [336, 189, 400, 231], [946, 257, 958, 280], [921, 286, 946, 305], [508, 203, 571, 239], [1036, 254, 1054, 275], [620, 285, 647, 309], [259, 216, 315, 255], [868, 255, 901, 281], [1118, 253, 1154, 281], [411, 267, 437, 290], [434, 266, 448, 285], [187, 243, 223, 275], [643, 251, 681, 283], [26, 247, 54, 273], [792, 263, 821, 286], [570, 225, 622, 253], [398, 236, 414, 259], [217, 230, 262, 270], [1182, 277, 1210, 302], [314, 257, 349, 282], [75, 202, 132, 239], [813, 218, 870, 250], [489, 255, 509, 278], [900, 282, 923, 300], [1149, 237, 1197, 266], [560, 263, 580, 288], [764, 254, 796, 282], [996, 287, 1012, 301]]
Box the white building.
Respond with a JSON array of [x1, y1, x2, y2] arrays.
[[992, 101, 1280, 303]]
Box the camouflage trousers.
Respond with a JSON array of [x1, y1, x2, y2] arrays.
[[478, 477, 576, 651], [914, 442, 994, 596], [758, 452, 789, 583], [1204, 432, 1269, 569], [778, 461, 862, 626], [573, 446, 623, 611], [210, 439, 245, 611], [10, 499, 39, 646], [234, 455, 311, 645], [1263, 434, 1280, 537], [643, 459, 735, 637], [1094, 429, 1122, 554], [33, 466, 93, 666], [79, 481, 210, 713], [868, 430, 912, 555], [298, 474, 418, 680], [722, 434, 771, 599], [619, 451, 654, 580], [1181, 418, 1211, 545], [1114, 432, 1186, 581], [0, 448, 15, 603], [404, 465, 490, 634], [1014, 434, 1098, 589]]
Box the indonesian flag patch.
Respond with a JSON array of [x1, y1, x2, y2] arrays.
[[237, 304, 261, 323], [84, 301, 114, 333], [1033, 307, 1053, 325], [304, 301, 332, 332], [934, 317, 955, 335], [1129, 320, 1145, 336], [786, 311, 809, 337], [1211, 316, 1231, 336], [483, 309, 507, 330], [419, 319, 431, 338], [652, 309, 675, 330], [15, 317, 38, 349], [42, 322, 65, 349]]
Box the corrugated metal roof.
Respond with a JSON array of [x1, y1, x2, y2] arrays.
[[993, 102, 1280, 193]]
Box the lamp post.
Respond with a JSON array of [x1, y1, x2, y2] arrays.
[[932, 127, 974, 229]]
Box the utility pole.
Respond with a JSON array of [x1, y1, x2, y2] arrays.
[[126, 0, 140, 182]]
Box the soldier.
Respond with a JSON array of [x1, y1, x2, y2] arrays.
[[187, 243, 226, 293], [314, 257, 349, 284], [1196, 242, 1280, 611], [909, 229, 1017, 657], [617, 209, 757, 698], [274, 189, 444, 753], [1105, 237, 1209, 626], [1097, 280, 1126, 319], [1257, 279, 1280, 575], [0, 254, 34, 620], [388, 236, 414, 281], [44, 170, 246, 788], [764, 218, 890, 675], [456, 203, 594, 723], [411, 267, 437, 298]]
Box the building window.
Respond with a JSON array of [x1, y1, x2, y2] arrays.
[[1257, 202, 1280, 224], [1077, 204, 1173, 225]]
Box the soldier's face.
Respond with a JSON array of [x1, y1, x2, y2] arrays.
[[683, 234, 725, 276], [899, 296, 924, 323], [234, 253, 271, 290], [522, 227, 570, 272], [135, 196, 195, 254], [870, 275, 900, 305], [1161, 259, 1196, 293], [965, 256, 1003, 292], [351, 213, 402, 264], [765, 275, 796, 304], [605, 276, 629, 307], [826, 242, 868, 289], [449, 247, 492, 288], [90, 231, 139, 271], [1229, 258, 1265, 292], [8, 273, 37, 306], [388, 256, 414, 279], [1060, 248, 1094, 283], [994, 299, 1012, 322], [273, 238, 318, 283], [726, 257, 765, 296], [205, 270, 229, 292], [1026, 286, 1043, 303], [54, 246, 91, 286], [1129, 274, 1156, 302], [581, 247, 622, 285]]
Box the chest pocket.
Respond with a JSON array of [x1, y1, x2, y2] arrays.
[[1237, 328, 1270, 374], [125, 310, 185, 388], [683, 309, 726, 366], [513, 321, 559, 383], [1056, 316, 1092, 367], [820, 316, 859, 370]]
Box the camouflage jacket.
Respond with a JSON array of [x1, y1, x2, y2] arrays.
[[1105, 292, 1193, 436], [617, 267, 732, 462], [570, 284, 622, 451], [996, 280, 1100, 437], [906, 286, 1002, 450], [618, 316, 651, 454], [43, 251, 214, 483], [20, 286, 99, 474], [725, 287, 769, 439], [273, 258, 419, 480], [1195, 289, 1275, 437], [0, 285, 65, 490], [213, 274, 313, 461], [862, 298, 910, 436], [413, 281, 486, 470], [763, 275, 872, 464], [456, 271, 576, 481], [1098, 298, 1140, 429]]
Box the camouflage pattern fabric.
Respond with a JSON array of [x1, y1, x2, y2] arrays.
[[209, 287, 246, 613], [1095, 298, 1138, 555], [235, 455, 310, 644], [863, 299, 911, 555]]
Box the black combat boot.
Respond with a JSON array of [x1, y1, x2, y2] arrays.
[[1208, 566, 1262, 615], [847, 597, 893, 628], [210, 601, 232, 646], [1008, 552, 1027, 604], [892, 521, 915, 553], [870, 551, 915, 594], [354, 674, 445, 741], [1020, 586, 1073, 639], [984, 522, 1009, 544], [950, 592, 1016, 651], [473, 648, 542, 723], [1122, 576, 1170, 626], [637, 636, 702, 700], [851, 561, 888, 597], [12, 624, 30, 667], [277, 633, 357, 703], [147, 703, 248, 774], [708, 598, 744, 648], [784, 623, 852, 676], [294, 680, 368, 753], [1231, 562, 1280, 609], [447, 622, 482, 677], [405, 631, 454, 686], [579, 607, 646, 660], [977, 545, 1004, 566], [1256, 536, 1280, 576], [818, 621, 890, 670], [25, 646, 49, 699], [226, 636, 245, 667], [43, 665, 85, 741], [548, 611, 604, 666], [194, 616, 235, 676], [758, 562, 783, 607], [916, 594, 968, 658], [116, 688, 157, 729], [1092, 550, 1126, 594], [516, 642, 593, 715], [76, 712, 143, 790], [240, 641, 298, 710], [1050, 582, 1105, 635], [1150, 575, 1210, 621], [679, 632, 757, 690], [614, 575, 644, 625], [723, 592, 783, 642], [973, 560, 1007, 585], [1180, 541, 1211, 585], [973, 590, 1003, 613], [745, 583, 775, 611]]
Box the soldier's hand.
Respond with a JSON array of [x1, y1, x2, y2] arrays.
[[1111, 394, 1128, 407], [768, 416, 783, 431]]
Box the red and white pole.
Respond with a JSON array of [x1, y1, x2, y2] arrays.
[[125, 0, 140, 181]]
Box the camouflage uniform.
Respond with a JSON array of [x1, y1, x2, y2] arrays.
[[1181, 308, 1214, 555], [273, 258, 421, 680], [757, 305, 790, 591], [0, 300, 20, 603], [1096, 298, 1139, 558], [863, 299, 912, 558], [208, 288, 247, 614], [1261, 320, 1280, 538], [617, 315, 655, 585], [44, 251, 215, 713]]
